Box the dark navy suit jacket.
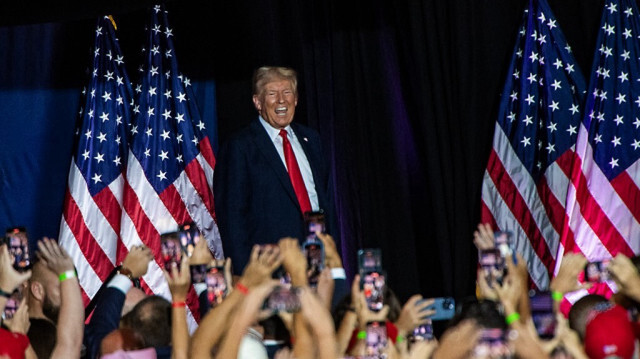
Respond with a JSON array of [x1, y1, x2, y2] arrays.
[[214, 119, 338, 273]]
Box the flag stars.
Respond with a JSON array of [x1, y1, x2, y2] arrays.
[[94, 47, 100, 57], [513, 70, 520, 79], [553, 58, 563, 69], [633, 140, 640, 150], [614, 114, 624, 125], [87, 109, 94, 118], [607, 2, 617, 14], [149, 86, 157, 97], [529, 52, 539, 63], [136, 84, 142, 93], [146, 127, 153, 137], [165, 49, 172, 58], [616, 93, 626, 104], [507, 112, 516, 122], [521, 136, 531, 147], [157, 171, 167, 181], [569, 104, 580, 115], [551, 80, 562, 90], [567, 125, 577, 135], [161, 130, 171, 140], [115, 55, 124, 65], [94, 152, 105, 163], [147, 107, 155, 117], [113, 156, 122, 166], [164, 89, 172, 99], [565, 45, 572, 53], [625, 7, 633, 17], [547, 19, 557, 29], [523, 115, 533, 126], [85, 129, 92, 139], [516, 49, 523, 58], [525, 94, 535, 105], [603, 47, 613, 58], [159, 150, 169, 161], [594, 134, 603, 144], [546, 143, 555, 153], [597, 112, 605, 122], [622, 49, 631, 60], [162, 109, 172, 120], [133, 105, 140, 114], [104, 71, 114, 81], [548, 122, 558, 133], [635, 118, 640, 128], [192, 136, 199, 146], [152, 24, 161, 34], [150, 66, 159, 76], [97, 132, 107, 143], [82, 150, 90, 160], [165, 71, 171, 79], [619, 71, 629, 83], [102, 91, 111, 102], [197, 121, 206, 130], [151, 46, 160, 55], [176, 113, 185, 123], [177, 93, 186, 102], [176, 154, 183, 163], [510, 91, 518, 102], [610, 158, 619, 168], [100, 112, 109, 122], [527, 73, 537, 84], [184, 78, 191, 87], [95, 26, 102, 36], [131, 125, 138, 135], [144, 148, 151, 157], [612, 136, 622, 147], [165, 27, 173, 37], [92, 173, 102, 184], [116, 96, 123, 105], [115, 136, 121, 145], [603, 24, 615, 36], [635, 96, 640, 108], [538, 35, 546, 45], [566, 63, 575, 73], [549, 101, 560, 112], [177, 134, 183, 143]]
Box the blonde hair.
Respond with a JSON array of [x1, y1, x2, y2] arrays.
[[252, 66, 298, 97]]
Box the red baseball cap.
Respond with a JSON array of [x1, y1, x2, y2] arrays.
[[584, 304, 636, 359]]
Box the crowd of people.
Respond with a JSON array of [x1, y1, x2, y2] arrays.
[[0, 224, 639, 359]]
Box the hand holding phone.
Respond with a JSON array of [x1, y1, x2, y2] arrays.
[[161, 232, 184, 270], [421, 297, 456, 321], [178, 223, 202, 258], [2, 287, 23, 320], [479, 249, 506, 287], [5, 227, 30, 271], [530, 291, 556, 339], [584, 260, 611, 282], [302, 240, 324, 287]]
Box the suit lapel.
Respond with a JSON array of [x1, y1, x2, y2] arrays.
[[249, 120, 300, 210]]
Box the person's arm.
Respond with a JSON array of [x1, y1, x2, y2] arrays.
[[215, 280, 277, 359], [431, 320, 480, 359], [165, 258, 191, 359], [549, 253, 589, 312], [278, 238, 314, 359], [298, 287, 337, 359], [190, 245, 281, 357], [317, 232, 348, 310], [335, 276, 360, 356], [37, 238, 83, 359], [394, 295, 434, 338], [608, 253, 640, 302]]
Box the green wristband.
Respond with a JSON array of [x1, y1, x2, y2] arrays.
[[505, 312, 520, 325], [357, 330, 367, 340], [59, 270, 77, 282], [396, 334, 406, 344], [551, 291, 564, 302]]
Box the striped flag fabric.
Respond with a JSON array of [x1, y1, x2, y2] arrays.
[[120, 4, 222, 325], [561, 0, 640, 291], [59, 16, 134, 303], [481, 0, 587, 290]]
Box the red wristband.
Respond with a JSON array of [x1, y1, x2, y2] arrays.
[[235, 282, 249, 295], [172, 301, 186, 308]]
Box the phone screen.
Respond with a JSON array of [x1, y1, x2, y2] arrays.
[[2, 287, 23, 320], [205, 266, 227, 306], [494, 231, 513, 260], [5, 227, 30, 271], [160, 232, 183, 270], [530, 291, 556, 339], [479, 249, 505, 286], [472, 328, 511, 359], [303, 240, 324, 287], [361, 271, 385, 312], [584, 260, 611, 282], [358, 249, 382, 274], [410, 320, 434, 343], [304, 211, 326, 240], [178, 223, 202, 258], [263, 285, 301, 313], [365, 321, 388, 357]]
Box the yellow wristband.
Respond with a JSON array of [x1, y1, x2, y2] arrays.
[[551, 291, 564, 302], [505, 312, 520, 325], [59, 270, 77, 282]]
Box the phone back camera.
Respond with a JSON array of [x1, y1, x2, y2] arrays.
[[442, 299, 454, 310]]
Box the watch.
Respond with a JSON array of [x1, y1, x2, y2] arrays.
[[117, 266, 135, 282]]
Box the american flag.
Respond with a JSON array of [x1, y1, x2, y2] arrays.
[[481, 0, 587, 290], [59, 16, 134, 303], [120, 4, 222, 325], [561, 0, 640, 295]]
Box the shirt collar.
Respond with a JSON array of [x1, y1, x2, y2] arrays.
[[259, 115, 292, 141]]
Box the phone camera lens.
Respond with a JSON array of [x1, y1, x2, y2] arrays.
[[443, 299, 453, 309]]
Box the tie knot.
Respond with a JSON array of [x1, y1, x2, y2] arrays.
[[279, 129, 288, 139]]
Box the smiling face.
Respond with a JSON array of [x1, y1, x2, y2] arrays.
[[253, 79, 298, 130]]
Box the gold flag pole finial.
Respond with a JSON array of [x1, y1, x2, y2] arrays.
[[107, 15, 117, 30]]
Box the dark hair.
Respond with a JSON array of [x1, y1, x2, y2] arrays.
[[568, 294, 608, 341], [121, 295, 172, 348], [27, 318, 57, 359], [448, 298, 507, 330]]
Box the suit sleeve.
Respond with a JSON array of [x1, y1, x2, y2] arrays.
[[83, 287, 126, 359], [213, 138, 253, 274]]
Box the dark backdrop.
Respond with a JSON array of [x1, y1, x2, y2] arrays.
[[0, 0, 607, 302]]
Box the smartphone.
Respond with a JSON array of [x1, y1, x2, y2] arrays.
[[409, 320, 434, 344], [178, 223, 202, 258], [422, 297, 456, 321], [365, 321, 388, 357], [472, 328, 512, 359], [263, 285, 301, 313], [479, 248, 506, 286], [361, 271, 385, 312], [494, 231, 515, 263], [160, 232, 184, 270], [304, 211, 326, 240], [5, 227, 30, 271], [302, 239, 325, 287], [204, 266, 228, 306], [2, 287, 23, 320], [584, 260, 611, 283], [358, 248, 382, 274], [530, 291, 556, 339]]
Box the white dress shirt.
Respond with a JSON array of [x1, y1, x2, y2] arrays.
[[259, 116, 319, 211]]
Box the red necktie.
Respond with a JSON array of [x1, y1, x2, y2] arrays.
[[279, 129, 312, 214]]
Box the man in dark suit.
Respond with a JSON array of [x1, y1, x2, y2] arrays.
[[213, 66, 338, 274]]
